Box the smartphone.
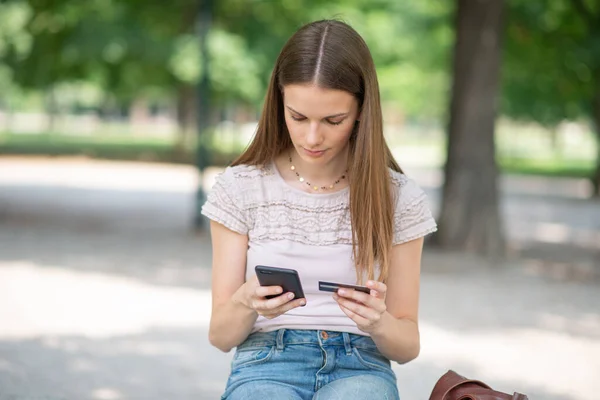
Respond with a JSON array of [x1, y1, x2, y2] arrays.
[[255, 265, 306, 300], [318, 281, 371, 295]]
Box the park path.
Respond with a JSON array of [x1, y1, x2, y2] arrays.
[[0, 156, 598, 400]]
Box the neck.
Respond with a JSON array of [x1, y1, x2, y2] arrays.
[[290, 146, 349, 184]]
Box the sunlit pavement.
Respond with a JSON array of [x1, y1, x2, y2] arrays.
[[1, 157, 599, 400]]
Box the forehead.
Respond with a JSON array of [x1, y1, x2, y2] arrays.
[[282, 84, 357, 116]]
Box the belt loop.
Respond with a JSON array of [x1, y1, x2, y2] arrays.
[[342, 332, 352, 355], [276, 328, 286, 351]]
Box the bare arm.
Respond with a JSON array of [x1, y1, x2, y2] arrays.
[[207, 220, 256, 352], [208, 220, 306, 352], [333, 237, 424, 363], [369, 237, 423, 363]]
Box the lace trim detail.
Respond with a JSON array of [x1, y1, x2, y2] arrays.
[[392, 173, 438, 244], [231, 164, 274, 179], [393, 195, 438, 245], [201, 166, 251, 234], [202, 164, 437, 245], [250, 201, 353, 245]]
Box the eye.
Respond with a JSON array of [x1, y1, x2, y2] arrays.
[[290, 115, 306, 122], [327, 119, 344, 126]]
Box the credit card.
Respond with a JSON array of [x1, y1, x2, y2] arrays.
[[318, 281, 371, 294]]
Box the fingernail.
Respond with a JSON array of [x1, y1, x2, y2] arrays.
[[338, 289, 346, 296], [300, 300, 306, 306], [276, 287, 282, 293], [288, 293, 295, 300]]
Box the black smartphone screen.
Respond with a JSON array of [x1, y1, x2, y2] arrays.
[[255, 265, 305, 300]]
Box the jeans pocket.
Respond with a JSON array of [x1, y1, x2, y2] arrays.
[[231, 345, 274, 370], [352, 347, 391, 373]]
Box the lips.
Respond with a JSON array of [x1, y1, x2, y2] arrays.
[[303, 148, 326, 154]]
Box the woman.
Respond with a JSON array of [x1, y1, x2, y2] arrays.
[[202, 19, 437, 400]]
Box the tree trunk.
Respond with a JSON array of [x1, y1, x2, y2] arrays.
[[194, 0, 214, 230], [175, 84, 197, 152], [591, 86, 600, 196], [435, 0, 506, 257], [570, 1, 600, 196], [176, 1, 201, 155], [5, 100, 14, 133], [45, 87, 58, 133], [549, 127, 561, 157]]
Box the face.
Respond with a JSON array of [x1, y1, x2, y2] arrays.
[[282, 84, 359, 166]]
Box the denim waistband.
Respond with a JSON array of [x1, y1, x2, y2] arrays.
[[238, 329, 379, 355]]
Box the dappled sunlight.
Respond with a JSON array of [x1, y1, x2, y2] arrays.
[[69, 357, 99, 373], [533, 222, 572, 243], [409, 321, 600, 400], [91, 388, 124, 400], [537, 312, 600, 337], [411, 257, 600, 399], [530, 221, 600, 248], [0, 261, 211, 339], [0, 157, 198, 193], [523, 258, 599, 282], [510, 220, 600, 250], [501, 175, 593, 199], [0, 322, 230, 399], [1, 158, 598, 399], [0, 0, 598, 396]]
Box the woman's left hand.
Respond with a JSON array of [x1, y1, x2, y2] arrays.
[[333, 280, 387, 334]]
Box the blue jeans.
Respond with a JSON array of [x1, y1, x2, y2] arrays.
[[221, 329, 399, 400]]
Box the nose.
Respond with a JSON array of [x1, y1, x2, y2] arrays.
[[305, 121, 323, 147]]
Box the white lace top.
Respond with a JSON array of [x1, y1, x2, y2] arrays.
[[202, 161, 437, 336]]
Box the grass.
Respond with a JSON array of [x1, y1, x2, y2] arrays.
[[0, 132, 596, 179], [500, 156, 594, 179], [1, 132, 173, 151]]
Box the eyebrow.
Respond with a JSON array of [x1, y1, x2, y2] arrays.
[[285, 106, 348, 119]]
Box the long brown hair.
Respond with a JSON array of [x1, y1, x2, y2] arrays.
[[233, 20, 402, 283]]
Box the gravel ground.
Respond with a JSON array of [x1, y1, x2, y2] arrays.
[[0, 157, 598, 400]]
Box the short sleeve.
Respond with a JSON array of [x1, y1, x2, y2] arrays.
[[392, 175, 437, 245], [201, 167, 249, 235]]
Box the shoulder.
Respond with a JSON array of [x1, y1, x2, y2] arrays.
[[220, 163, 270, 181], [388, 168, 427, 207], [213, 163, 274, 189], [388, 168, 409, 188], [202, 164, 271, 234], [387, 168, 437, 244]]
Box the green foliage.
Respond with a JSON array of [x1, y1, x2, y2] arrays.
[[0, 1, 32, 59], [2, 0, 176, 101], [5, 0, 600, 134], [214, 0, 454, 119], [350, 2, 454, 118], [0, 1, 33, 106], [500, 156, 593, 178], [502, 0, 600, 125], [207, 29, 263, 105], [169, 34, 202, 84]]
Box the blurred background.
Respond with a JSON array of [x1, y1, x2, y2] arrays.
[[0, 0, 599, 399]]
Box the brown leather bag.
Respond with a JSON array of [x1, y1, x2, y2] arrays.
[[429, 370, 529, 400]]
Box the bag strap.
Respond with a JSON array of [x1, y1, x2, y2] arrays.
[[429, 370, 492, 400]]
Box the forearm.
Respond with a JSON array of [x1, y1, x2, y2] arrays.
[[369, 311, 420, 364], [208, 291, 258, 353]]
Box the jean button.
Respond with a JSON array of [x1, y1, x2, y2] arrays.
[[320, 331, 328, 340]]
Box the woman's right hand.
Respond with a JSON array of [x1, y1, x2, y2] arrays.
[[234, 275, 306, 319]]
